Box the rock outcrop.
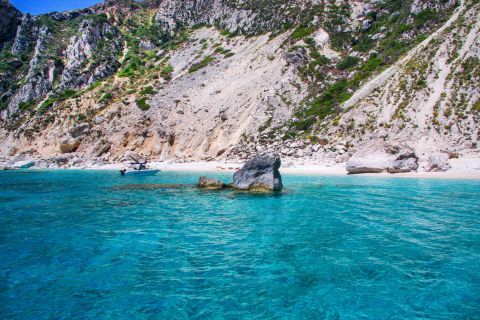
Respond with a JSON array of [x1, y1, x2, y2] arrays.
[[232, 153, 282, 191], [59, 137, 80, 154], [91, 139, 112, 158], [8, 25, 61, 112], [69, 123, 90, 138], [11, 14, 36, 55], [348, 149, 420, 174], [155, 0, 304, 36], [388, 152, 419, 173], [426, 153, 451, 172], [123, 151, 145, 163], [0, 0, 21, 48], [60, 18, 122, 89], [346, 152, 393, 174], [197, 176, 227, 190]]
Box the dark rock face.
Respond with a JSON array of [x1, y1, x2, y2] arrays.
[[388, 152, 419, 173], [232, 153, 283, 191], [197, 176, 227, 190], [11, 14, 36, 55], [0, 0, 22, 49], [284, 47, 308, 65]]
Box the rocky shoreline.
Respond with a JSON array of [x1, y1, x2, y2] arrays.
[[1, 154, 479, 180]]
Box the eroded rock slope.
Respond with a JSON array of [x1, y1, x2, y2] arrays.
[[0, 0, 477, 168]]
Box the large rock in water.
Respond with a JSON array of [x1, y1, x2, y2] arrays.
[[232, 153, 283, 191]]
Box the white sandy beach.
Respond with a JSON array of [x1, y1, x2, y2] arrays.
[[80, 158, 480, 180]]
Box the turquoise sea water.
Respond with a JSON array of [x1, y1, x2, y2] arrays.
[[0, 170, 479, 319]]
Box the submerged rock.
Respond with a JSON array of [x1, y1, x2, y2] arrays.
[[232, 153, 282, 191], [111, 184, 193, 191], [197, 176, 227, 190]]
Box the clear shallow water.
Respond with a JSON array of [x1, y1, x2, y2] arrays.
[[0, 170, 479, 320]]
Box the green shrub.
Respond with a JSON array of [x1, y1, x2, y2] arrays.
[[291, 117, 317, 131], [304, 37, 316, 46], [220, 29, 234, 37], [224, 52, 235, 58], [99, 93, 112, 103], [398, 23, 412, 33], [192, 23, 208, 30], [118, 67, 136, 78], [291, 79, 351, 130], [140, 86, 156, 95], [352, 39, 374, 52], [160, 64, 174, 79], [337, 56, 360, 70], [136, 97, 151, 111], [362, 56, 383, 72], [473, 101, 480, 112], [38, 98, 56, 114], [290, 25, 314, 40], [188, 55, 215, 73], [57, 89, 78, 100], [18, 100, 36, 112], [88, 81, 102, 91], [118, 53, 144, 78], [312, 54, 330, 66], [414, 9, 436, 26]]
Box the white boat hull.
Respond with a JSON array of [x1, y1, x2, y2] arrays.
[[124, 169, 160, 176]]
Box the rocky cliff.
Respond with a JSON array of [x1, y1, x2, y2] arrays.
[[0, 0, 21, 48], [0, 0, 478, 169]]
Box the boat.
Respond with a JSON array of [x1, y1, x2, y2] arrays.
[[123, 169, 160, 176], [120, 161, 160, 176]]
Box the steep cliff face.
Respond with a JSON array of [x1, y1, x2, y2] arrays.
[[0, 0, 22, 49], [156, 0, 257, 34], [60, 18, 123, 89], [324, 1, 479, 160], [0, 0, 477, 168], [155, 0, 363, 37]]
